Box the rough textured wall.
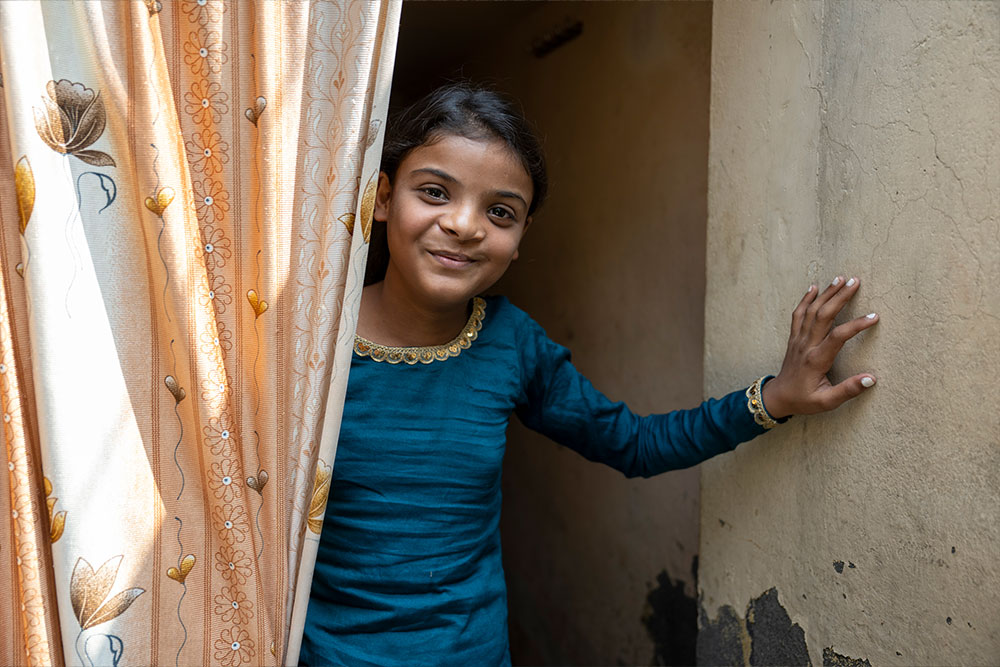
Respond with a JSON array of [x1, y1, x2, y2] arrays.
[[700, 2, 999, 665], [457, 2, 714, 664]]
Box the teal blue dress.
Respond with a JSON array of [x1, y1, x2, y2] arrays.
[[300, 295, 769, 666]]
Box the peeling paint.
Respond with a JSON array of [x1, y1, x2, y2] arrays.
[[699, 588, 877, 666], [822, 647, 872, 667], [697, 602, 746, 666], [746, 588, 809, 666]]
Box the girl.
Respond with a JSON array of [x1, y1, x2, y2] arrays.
[[299, 84, 879, 666]]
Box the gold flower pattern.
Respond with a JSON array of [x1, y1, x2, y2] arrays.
[[69, 556, 145, 630], [33, 79, 115, 166], [43, 477, 66, 543], [14, 155, 34, 233], [307, 460, 332, 535]]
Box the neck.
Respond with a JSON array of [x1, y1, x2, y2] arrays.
[[357, 274, 470, 348]]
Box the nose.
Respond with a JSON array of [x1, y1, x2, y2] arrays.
[[439, 203, 485, 242]]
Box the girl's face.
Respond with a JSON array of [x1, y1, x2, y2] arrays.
[[375, 134, 533, 310]]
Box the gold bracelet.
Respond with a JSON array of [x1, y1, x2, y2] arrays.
[[746, 375, 780, 429]]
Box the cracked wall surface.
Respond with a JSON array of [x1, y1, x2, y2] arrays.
[[700, 1, 999, 665]]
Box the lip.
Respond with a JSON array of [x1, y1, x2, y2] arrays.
[[428, 250, 476, 268]]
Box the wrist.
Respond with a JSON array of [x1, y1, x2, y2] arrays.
[[761, 376, 793, 420]]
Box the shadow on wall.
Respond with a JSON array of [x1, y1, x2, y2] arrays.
[[698, 588, 873, 667], [641, 557, 698, 666]]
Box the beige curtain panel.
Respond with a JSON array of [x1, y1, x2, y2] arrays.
[[0, 1, 398, 665]]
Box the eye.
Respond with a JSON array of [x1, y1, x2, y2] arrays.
[[420, 186, 447, 201], [488, 206, 515, 222]]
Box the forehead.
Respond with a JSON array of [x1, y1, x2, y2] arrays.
[[399, 135, 532, 195]]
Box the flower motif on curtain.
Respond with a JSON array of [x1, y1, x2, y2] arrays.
[[183, 31, 229, 76], [69, 556, 145, 630], [16, 540, 40, 579], [200, 320, 233, 362], [213, 546, 252, 585], [33, 80, 115, 167], [197, 223, 232, 270], [212, 503, 248, 545], [192, 178, 230, 222], [186, 129, 230, 176], [184, 80, 229, 126], [213, 627, 255, 667], [14, 156, 34, 234], [307, 460, 332, 535], [208, 459, 243, 502], [43, 477, 66, 543], [200, 368, 231, 405], [214, 586, 253, 625], [181, 0, 227, 27], [203, 412, 237, 456], [198, 273, 233, 313]]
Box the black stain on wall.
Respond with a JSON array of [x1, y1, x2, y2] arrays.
[[822, 647, 872, 667], [746, 588, 809, 666], [697, 602, 745, 666], [697, 587, 875, 666], [833, 560, 845, 574], [642, 564, 697, 666]]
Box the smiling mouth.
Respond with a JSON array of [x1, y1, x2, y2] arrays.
[[429, 250, 476, 268]]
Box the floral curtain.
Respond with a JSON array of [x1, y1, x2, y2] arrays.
[[0, 1, 398, 665]]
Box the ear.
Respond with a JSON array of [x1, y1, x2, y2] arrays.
[[511, 215, 532, 261], [373, 171, 392, 222]]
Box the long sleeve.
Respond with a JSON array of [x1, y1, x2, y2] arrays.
[[513, 316, 769, 478]]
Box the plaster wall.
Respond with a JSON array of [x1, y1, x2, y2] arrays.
[[700, 2, 999, 665], [458, 2, 714, 664]]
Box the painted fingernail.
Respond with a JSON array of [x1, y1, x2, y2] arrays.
[[866, 312, 877, 319], [846, 277, 857, 287], [831, 276, 842, 286], [806, 285, 815, 294], [861, 377, 876, 388]]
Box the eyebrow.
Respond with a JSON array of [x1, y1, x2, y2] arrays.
[[410, 167, 529, 209]]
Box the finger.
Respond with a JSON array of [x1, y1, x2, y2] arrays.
[[790, 284, 818, 338], [817, 373, 877, 411], [803, 275, 846, 333], [816, 311, 880, 366], [816, 276, 862, 327]]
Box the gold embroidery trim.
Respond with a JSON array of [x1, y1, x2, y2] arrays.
[[354, 297, 486, 365]]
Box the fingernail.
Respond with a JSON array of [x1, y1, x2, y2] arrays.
[[806, 285, 815, 294], [861, 377, 876, 388], [866, 312, 877, 319], [846, 277, 856, 287], [832, 276, 842, 286]]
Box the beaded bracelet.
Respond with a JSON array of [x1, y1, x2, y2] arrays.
[[745, 375, 785, 429]]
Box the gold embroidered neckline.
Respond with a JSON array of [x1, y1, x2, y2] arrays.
[[353, 297, 486, 365]]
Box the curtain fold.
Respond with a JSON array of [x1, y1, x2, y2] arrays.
[[0, 1, 399, 665]]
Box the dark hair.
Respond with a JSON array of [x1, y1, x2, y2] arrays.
[[381, 83, 547, 214], [366, 83, 548, 284]]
